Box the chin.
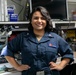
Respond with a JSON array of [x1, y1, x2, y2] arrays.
[[36, 28, 44, 31]]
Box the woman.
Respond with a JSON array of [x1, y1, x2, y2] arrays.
[[1, 6, 74, 75]]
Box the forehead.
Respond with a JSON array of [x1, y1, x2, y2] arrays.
[[33, 11, 42, 16]]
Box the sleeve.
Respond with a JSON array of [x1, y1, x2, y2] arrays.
[[58, 36, 74, 63], [1, 33, 23, 58]]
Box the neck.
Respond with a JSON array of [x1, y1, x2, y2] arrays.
[[34, 30, 45, 37]]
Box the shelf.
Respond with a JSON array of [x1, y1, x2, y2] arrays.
[[0, 21, 29, 24], [68, 0, 76, 2], [12, 28, 28, 31], [52, 21, 76, 28]]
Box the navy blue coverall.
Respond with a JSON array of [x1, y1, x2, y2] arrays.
[[1, 31, 74, 75]]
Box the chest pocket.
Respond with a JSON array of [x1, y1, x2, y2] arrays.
[[45, 43, 58, 64]]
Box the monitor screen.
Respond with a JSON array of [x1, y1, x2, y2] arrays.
[[32, 0, 67, 20]]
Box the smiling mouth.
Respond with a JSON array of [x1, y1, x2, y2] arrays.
[[36, 24, 42, 27]]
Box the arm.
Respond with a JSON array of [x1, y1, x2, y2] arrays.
[[1, 33, 30, 71], [49, 58, 70, 71], [5, 56, 30, 71], [49, 34, 74, 71]]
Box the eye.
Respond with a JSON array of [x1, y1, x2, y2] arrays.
[[33, 16, 46, 20], [41, 17, 46, 20], [33, 17, 39, 20]]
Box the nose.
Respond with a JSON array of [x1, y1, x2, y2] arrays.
[[38, 18, 42, 22]]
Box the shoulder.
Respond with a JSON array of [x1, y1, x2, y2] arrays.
[[49, 32, 64, 41], [50, 32, 67, 43], [8, 31, 30, 44], [49, 32, 60, 37], [9, 31, 29, 42], [16, 31, 29, 38]]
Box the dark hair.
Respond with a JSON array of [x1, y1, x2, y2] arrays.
[[28, 6, 53, 32]]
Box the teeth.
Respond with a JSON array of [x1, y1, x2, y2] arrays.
[[37, 25, 42, 26], [37, 23, 42, 25]]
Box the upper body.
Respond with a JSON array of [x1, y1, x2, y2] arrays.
[[1, 6, 74, 75]]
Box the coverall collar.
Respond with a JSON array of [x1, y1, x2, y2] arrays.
[[28, 31, 54, 43]]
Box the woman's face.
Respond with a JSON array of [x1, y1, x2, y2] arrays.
[[31, 11, 47, 31]]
